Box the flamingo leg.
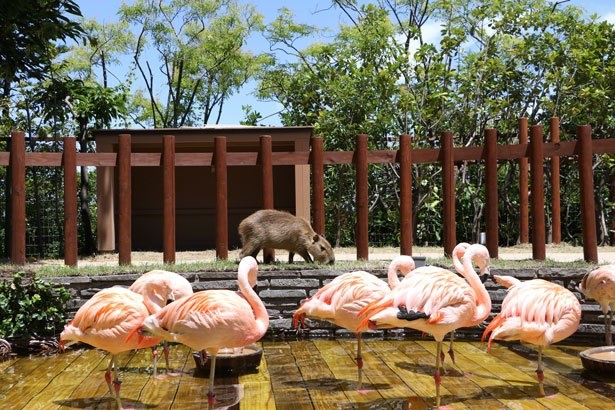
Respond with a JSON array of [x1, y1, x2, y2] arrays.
[[448, 332, 456, 364], [536, 346, 545, 397], [152, 346, 159, 378], [163, 341, 171, 372], [207, 354, 218, 407], [110, 355, 123, 409], [199, 349, 207, 367], [105, 355, 114, 397], [355, 333, 364, 390], [435, 341, 443, 408], [606, 310, 613, 346]]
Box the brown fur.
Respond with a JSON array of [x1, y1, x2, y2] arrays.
[[238, 209, 335, 264]]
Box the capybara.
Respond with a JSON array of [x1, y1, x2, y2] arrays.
[[238, 209, 335, 264]]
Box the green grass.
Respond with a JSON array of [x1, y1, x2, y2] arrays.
[[0, 252, 596, 278]]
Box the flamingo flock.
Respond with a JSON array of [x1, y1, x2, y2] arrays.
[[58, 244, 593, 409], [293, 255, 416, 388]]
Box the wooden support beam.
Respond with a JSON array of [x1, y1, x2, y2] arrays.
[[10, 131, 26, 265], [63, 137, 78, 267], [118, 134, 132, 265], [355, 134, 369, 260], [578, 125, 598, 263], [162, 134, 176, 264], [442, 131, 456, 257], [311, 137, 325, 235], [530, 125, 546, 260], [485, 128, 499, 259], [215, 136, 228, 260], [260, 135, 274, 263], [399, 134, 413, 256]]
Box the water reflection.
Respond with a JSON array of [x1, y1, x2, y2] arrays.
[[3, 340, 615, 409]]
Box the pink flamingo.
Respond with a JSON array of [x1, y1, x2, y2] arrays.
[[129, 269, 193, 377], [482, 275, 581, 397], [358, 244, 491, 408], [579, 265, 615, 345], [446, 242, 487, 363], [293, 255, 416, 389], [60, 286, 162, 409], [140, 256, 269, 407]]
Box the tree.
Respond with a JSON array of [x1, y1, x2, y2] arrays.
[[258, 0, 615, 247], [119, 0, 268, 128], [0, 0, 83, 128], [0, 0, 84, 257]]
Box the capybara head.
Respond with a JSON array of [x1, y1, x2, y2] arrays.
[[308, 234, 335, 264]]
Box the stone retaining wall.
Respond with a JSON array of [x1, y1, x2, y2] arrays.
[[48, 266, 602, 343]]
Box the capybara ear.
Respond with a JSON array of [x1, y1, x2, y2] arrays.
[[312, 234, 320, 243]]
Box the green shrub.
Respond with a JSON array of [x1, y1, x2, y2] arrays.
[[0, 271, 70, 339]]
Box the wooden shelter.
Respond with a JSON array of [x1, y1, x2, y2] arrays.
[[93, 126, 313, 252]]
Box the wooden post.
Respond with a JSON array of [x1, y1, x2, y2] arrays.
[[118, 133, 132, 265], [519, 117, 529, 243], [162, 134, 176, 264], [485, 128, 499, 259], [530, 125, 546, 260], [311, 136, 325, 235], [260, 135, 274, 262], [442, 131, 456, 257], [355, 134, 369, 260], [550, 117, 561, 244], [63, 137, 78, 267], [215, 136, 228, 260], [10, 131, 26, 265], [399, 134, 413, 256], [578, 125, 598, 263]]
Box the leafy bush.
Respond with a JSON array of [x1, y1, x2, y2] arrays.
[[0, 271, 70, 339]]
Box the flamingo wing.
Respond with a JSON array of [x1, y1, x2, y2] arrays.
[[359, 268, 477, 338], [294, 271, 389, 331], [61, 287, 160, 354], [482, 279, 581, 347], [143, 290, 259, 350]]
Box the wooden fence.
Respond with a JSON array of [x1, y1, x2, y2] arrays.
[[2, 117, 615, 267]]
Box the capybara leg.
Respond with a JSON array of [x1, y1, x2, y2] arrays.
[[299, 251, 313, 263], [240, 245, 261, 261], [288, 252, 295, 263], [263, 250, 274, 264]]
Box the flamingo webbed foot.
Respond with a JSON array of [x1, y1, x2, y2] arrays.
[[207, 390, 216, 407]]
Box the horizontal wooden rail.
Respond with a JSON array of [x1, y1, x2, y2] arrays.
[[3, 120, 614, 266], [2, 139, 615, 168]]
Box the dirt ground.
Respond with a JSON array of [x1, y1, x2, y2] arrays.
[[33, 243, 615, 267]]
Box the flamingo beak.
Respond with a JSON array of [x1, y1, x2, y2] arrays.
[[479, 267, 490, 283]]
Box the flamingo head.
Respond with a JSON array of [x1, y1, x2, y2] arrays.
[[292, 311, 306, 330], [466, 244, 491, 282]]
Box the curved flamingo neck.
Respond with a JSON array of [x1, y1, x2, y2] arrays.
[[387, 256, 416, 289], [237, 258, 270, 334], [452, 242, 470, 274], [461, 246, 491, 323]]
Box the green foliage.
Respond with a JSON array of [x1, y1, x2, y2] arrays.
[[258, 0, 615, 247], [119, 0, 267, 127], [0, 271, 70, 339], [0, 0, 83, 84]]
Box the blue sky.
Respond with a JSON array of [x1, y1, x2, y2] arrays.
[[77, 0, 615, 127]]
